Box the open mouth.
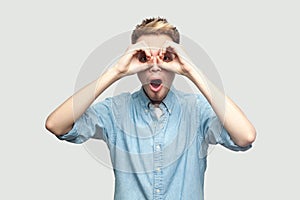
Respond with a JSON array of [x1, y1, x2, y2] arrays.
[[149, 79, 163, 92]]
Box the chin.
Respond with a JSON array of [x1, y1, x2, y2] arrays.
[[144, 85, 170, 103]]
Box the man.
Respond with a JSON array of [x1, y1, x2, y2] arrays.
[[46, 17, 256, 199]]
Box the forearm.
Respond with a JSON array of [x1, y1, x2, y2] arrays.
[[45, 68, 122, 136], [187, 68, 256, 147]]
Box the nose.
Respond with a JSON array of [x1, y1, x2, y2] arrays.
[[149, 56, 161, 72], [149, 49, 162, 72]]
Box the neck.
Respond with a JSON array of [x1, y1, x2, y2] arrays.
[[142, 88, 164, 107], [150, 101, 161, 107]]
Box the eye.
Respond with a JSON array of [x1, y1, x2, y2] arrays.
[[137, 51, 148, 63], [162, 51, 175, 62]]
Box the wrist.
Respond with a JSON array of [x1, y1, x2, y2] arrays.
[[108, 66, 127, 80], [184, 65, 198, 80]]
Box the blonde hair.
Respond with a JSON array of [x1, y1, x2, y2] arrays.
[[131, 17, 180, 44]]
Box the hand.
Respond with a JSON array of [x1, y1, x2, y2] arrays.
[[157, 41, 195, 77], [114, 41, 152, 77]]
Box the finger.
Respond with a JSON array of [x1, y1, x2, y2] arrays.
[[161, 40, 175, 50], [135, 50, 150, 63], [136, 40, 152, 58], [129, 42, 152, 63], [161, 40, 187, 57], [159, 47, 166, 59], [157, 56, 172, 69], [128, 41, 151, 55], [132, 62, 152, 74], [156, 55, 163, 64], [159, 62, 177, 73]]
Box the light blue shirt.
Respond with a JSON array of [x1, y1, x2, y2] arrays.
[[58, 88, 251, 200]]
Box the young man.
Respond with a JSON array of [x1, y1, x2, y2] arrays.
[[46, 17, 256, 199]]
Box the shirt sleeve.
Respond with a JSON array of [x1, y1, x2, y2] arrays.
[[56, 99, 112, 144], [198, 95, 252, 152]]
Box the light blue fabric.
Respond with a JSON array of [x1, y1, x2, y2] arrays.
[[58, 87, 251, 200]]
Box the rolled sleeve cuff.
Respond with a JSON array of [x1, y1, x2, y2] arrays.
[[220, 128, 252, 152], [56, 122, 80, 143]]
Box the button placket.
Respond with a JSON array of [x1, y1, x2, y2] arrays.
[[153, 113, 166, 200]]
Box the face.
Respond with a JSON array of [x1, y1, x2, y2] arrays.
[[136, 34, 175, 104]]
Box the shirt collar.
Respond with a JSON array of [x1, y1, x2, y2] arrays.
[[137, 87, 178, 115]]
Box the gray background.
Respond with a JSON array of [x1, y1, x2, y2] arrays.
[[1, 0, 299, 199]]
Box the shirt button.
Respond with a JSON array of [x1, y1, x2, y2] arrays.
[[156, 145, 161, 150], [156, 189, 160, 193], [156, 167, 161, 172]]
